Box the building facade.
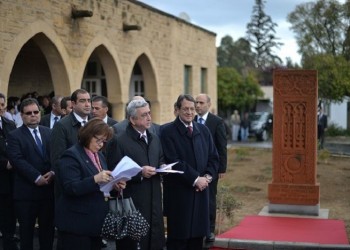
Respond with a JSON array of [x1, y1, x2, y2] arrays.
[[0, 0, 217, 123]]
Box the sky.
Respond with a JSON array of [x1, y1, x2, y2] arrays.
[[138, 0, 313, 64]]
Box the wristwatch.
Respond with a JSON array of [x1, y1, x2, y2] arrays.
[[204, 174, 213, 183]]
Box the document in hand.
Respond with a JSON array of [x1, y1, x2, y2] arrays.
[[156, 162, 183, 174], [100, 156, 142, 194]]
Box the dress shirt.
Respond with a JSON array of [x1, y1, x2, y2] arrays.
[[73, 112, 88, 126]]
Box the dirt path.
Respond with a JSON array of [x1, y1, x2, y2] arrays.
[[216, 147, 350, 240]]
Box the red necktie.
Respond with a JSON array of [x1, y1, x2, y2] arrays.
[[187, 126, 193, 135]]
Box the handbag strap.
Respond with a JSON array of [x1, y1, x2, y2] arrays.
[[116, 190, 136, 215]]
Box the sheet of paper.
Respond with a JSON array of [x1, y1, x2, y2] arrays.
[[156, 162, 183, 174], [100, 156, 142, 193]]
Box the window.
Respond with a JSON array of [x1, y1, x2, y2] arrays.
[[200, 67, 207, 93], [184, 65, 192, 94]]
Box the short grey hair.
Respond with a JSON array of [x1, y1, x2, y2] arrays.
[[126, 99, 149, 119]]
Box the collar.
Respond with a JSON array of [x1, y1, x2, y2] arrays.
[[179, 117, 193, 128], [103, 116, 108, 124], [198, 112, 209, 122], [73, 112, 88, 124]]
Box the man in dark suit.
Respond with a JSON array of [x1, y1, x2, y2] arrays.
[[195, 93, 227, 243], [107, 99, 165, 250], [40, 95, 63, 129], [60, 96, 72, 117], [50, 89, 91, 180], [0, 93, 18, 250], [91, 95, 117, 126], [7, 98, 55, 250], [317, 106, 328, 149], [113, 96, 160, 136], [160, 94, 219, 250]]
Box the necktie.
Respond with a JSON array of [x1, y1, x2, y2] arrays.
[[199, 117, 205, 124], [187, 126, 193, 136], [140, 134, 148, 144], [53, 116, 58, 126], [33, 129, 44, 156], [81, 120, 87, 127]]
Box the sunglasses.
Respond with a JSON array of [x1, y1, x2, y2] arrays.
[[23, 111, 40, 115]]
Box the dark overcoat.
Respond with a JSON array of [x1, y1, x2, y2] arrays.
[[0, 117, 16, 194], [106, 123, 165, 250], [159, 117, 219, 239], [55, 144, 109, 237]]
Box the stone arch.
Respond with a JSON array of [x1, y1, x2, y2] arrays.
[[79, 36, 123, 120], [0, 20, 72, 96], [128, 49, 160, 123]]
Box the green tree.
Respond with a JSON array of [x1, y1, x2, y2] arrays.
[[217, 35, 255, 75], [217, 67, 263, 115], [288, 0, 350, 101], [246, 0, 282, 69]]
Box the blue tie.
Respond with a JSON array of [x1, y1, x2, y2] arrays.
[[33, 129, 44, 156], [199, 117, 205, 124], [53, 116, 58, 127]]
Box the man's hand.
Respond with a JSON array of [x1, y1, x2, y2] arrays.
[[195, 176, 209, 191], [142, 166, 156, 178]]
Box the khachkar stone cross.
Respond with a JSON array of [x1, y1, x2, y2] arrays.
[[268, 70, 320, 216]]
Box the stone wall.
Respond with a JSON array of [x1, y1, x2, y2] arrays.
[[0, 0, 217, 123]]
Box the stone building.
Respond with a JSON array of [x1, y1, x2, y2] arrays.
[[0, 0, 217, 123]]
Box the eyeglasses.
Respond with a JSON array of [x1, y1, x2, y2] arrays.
[[23, 111, 40, 115], [94, 136, 107, 144]]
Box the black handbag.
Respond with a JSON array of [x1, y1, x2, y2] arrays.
[[101, 193, 150, 244]]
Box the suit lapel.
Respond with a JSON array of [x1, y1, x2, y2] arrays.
[[22, 126, 43, 157], [76, 146, 100, 175]]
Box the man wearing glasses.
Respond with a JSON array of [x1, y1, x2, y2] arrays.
[[7, 98, 55, 250], [50, 89, 91, 198]]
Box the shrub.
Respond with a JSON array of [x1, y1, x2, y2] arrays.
[[326, 123, 350, 137]]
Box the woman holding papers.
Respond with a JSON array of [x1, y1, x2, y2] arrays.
[[55, 118, 126, 250], [106, 99, 165, 250]]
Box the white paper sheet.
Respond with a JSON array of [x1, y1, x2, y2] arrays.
[[156, 162, 183, 174], [100, 156, 142, 193]]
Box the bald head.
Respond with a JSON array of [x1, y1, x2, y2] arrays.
[[195, 94, 211, 116]]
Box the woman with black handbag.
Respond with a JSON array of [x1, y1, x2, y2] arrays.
[[55, 118, 126, 250]]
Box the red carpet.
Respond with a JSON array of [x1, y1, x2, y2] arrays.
[[214, 215, 349, 247]]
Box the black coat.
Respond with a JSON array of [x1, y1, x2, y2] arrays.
[[55, 144, 109, 237], [160, 117, 219, 239], [195, 113, 227, 174], [0, 117, 17, 194], [106, 123, 165, 250]]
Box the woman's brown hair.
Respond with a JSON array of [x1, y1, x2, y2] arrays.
[[78, 118, 114, 148]]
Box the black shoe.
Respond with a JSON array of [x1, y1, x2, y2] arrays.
[[206, 232, 215, 242]]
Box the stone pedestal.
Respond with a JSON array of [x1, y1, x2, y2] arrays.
[[268, 70, 320, 215]]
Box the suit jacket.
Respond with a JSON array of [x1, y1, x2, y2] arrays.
[[107, 116, 117, 127], [55, 144, 109, 237], [6, 125, 54, 200], [318, 113, 328, 136], [112, 119, 160, 136], [50, 112, 83, 173], [0, 117, 17, 194], [160, 117, 219, 239], [195, 113, 227, 174], [39, 113, 51, 128]]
